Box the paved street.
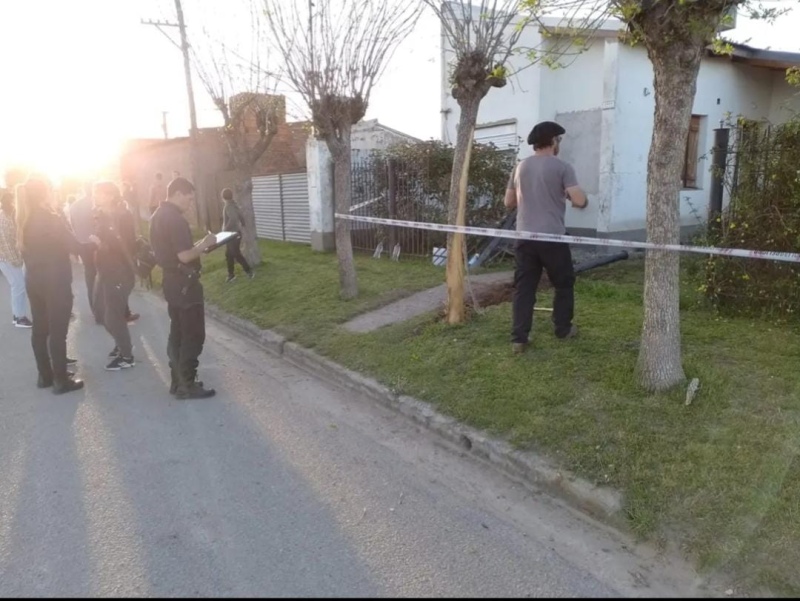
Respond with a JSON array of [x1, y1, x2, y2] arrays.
[[0, 272, 713, 597]]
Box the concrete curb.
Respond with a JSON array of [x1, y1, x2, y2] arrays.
[[204, 302, 626, 529]]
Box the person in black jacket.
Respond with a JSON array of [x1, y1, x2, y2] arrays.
[[19, 175, 91, 394], [150, 177, 217, 399], [90, 181, 137, 371], [220, 188, 254, 283]]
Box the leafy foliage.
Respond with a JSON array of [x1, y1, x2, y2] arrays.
[[360, 140, 517, 227], [703, 118, 800, 320]]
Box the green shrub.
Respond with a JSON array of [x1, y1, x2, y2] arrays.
[[704, 118, 800, 320]]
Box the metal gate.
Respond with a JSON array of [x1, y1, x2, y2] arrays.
[[252, 172, 310, 243]]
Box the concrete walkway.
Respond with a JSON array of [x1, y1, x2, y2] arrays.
[[343, 271, 513, 333]]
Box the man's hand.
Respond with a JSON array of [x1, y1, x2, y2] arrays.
[[200, 233, 216, 251], [88, 234, 101, 247], [565, 185, 588, 209]]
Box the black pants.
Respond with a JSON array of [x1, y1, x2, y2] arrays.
[[94, 274, 134, 357], [79, 247, 99, 322], [167, 303, 206, 388], [225, 238, 251, 277], [27, 277, 73, 383], [511, 240, 575, 343]]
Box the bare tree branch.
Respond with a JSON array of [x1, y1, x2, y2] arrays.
[[264, 0, 421, 146]]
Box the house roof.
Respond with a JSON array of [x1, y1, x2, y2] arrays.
[[711, 42, 800, 70]]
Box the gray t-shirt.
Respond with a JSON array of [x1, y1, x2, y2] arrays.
[[507, 155, 578, 235]]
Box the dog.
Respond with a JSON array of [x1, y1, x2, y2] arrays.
[[134, 237, 157, 290]]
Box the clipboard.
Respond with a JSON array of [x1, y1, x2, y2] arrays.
[[203, 231, 240, 253]]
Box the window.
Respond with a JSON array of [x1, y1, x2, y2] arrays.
[[682, 115, 702, 189]]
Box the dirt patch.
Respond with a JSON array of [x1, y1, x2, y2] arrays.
[[437, 276, 555, 321]]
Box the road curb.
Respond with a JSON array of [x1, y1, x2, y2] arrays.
[[204, 302, 626, 529]]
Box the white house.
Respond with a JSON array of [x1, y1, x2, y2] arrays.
[[440, 7, 800, 239]]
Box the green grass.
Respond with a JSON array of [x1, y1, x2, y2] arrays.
[[193, 239, 447, 345], [178, 240, 800, 595]]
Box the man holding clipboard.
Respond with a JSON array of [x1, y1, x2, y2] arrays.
[[150, 177, 218, 399]]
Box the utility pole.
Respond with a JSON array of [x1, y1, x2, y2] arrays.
[[141, 0, 205, 228]]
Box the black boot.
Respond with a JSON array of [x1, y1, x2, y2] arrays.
[[52, 376, 84, 395], [175, 382, 216, 400], [38, 371, 75, 389]]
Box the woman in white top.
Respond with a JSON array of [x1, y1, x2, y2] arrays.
[[0, 190, 32, 328]]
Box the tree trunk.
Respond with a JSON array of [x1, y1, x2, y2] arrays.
[[234, 175, 262, 266], [636, 45, 702, 392], [445, 96, 480, 324], [327, 128, 359, 300]]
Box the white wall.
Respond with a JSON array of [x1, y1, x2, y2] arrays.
[[609, 46, 775, 233], [439, 13, 610, 232]]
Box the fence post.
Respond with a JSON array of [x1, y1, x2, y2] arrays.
[[387, 158, 398, 252], [278, 173, 287, 241], [306, 136, 336, 251], [708, 126, 730, 238]]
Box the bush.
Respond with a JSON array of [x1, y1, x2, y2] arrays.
[[349, 141, 517, 255], [703, 118, 800, 320]]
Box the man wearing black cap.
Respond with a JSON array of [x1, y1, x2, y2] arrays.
[[504, 120, 588, 353]]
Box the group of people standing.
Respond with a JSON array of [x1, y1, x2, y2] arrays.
[[0, 171, 245, 399]]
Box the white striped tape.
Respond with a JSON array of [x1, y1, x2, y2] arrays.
[[335, 213, 800, 265]]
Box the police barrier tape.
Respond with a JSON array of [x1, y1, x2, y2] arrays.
[[335, 213, 800, 265]]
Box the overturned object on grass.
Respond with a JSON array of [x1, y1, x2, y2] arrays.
[[461, 250, 631, 312]]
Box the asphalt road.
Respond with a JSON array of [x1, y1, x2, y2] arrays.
[[0, 270, 717, 597]]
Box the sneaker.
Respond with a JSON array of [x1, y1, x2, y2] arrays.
[[105, 356, 135, 371], [175, 382, 216, 399], [126, 313, 140, 324], [226, 275, 236, 283], [108, 346, 120, 358], [512, 342, 529, 355], [13, 316, 33, 328], [52, 377, 84, 395]]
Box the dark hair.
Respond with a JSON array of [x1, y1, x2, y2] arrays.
[[17, 175, 53, 250], [0, 192, 13, 214], [167, 176, 195, 198], [23, 175, 51, 211], [93, 181, 122, 203], [221, 188, 233, 202], [527, 121, 566, 150]]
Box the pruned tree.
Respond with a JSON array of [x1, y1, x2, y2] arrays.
[[427, 0, 601, 325], [264, 0, 421, 300], [191, 1, 282, 266]]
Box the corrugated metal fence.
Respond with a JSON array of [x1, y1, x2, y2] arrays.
[[252, 172, 310, 243]]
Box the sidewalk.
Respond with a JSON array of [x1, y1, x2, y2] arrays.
[[342, 271, 513, 333]]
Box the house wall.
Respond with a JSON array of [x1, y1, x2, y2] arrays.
[[542, 38, 608, 232], [440, 12, 610, 232], [609, 47, 776, 234], [252, 121, 311, 177], [768, 72, 800, 124]]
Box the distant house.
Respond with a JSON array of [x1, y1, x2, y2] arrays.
[[119, 94, 310, 230], [440, 5, 800, 239]]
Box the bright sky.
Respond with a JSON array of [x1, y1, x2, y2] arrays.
[[0, 0, 797, 184]]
